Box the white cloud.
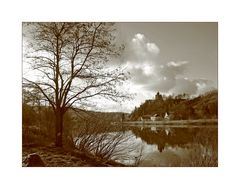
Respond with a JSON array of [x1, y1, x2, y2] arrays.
[[158, 61, 188, 78], [125, 33, 160, 63], [167, 61, 188, 67], [170, 78, 198, 95], [111, 33, 217, 111], [135, 33, 145, 41], [122, 33, 216, 98], [127, 58, 214, 97], [195, 79, 215, 94], [146, 43, 160, 54]]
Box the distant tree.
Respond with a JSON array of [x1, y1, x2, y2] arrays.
[[190, 106, 195, 118], [23, 22, 128, 147], [22, 103, 37, 126], [129, 91, 217, 120], [203, 105, 210, 117], [206, 103, 218, 118], [22, 89, 40, 126]]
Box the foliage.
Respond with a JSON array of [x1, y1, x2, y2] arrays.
[[130, 90, 218, 120], [22, 101, 126, 147]]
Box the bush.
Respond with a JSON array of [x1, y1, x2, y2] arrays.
[[68, 119, 142, 164], [22, 125, 52, 145]]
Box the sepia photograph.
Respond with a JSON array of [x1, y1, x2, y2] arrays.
[[22, 22, 218, 167], [3, 0, 240, 188]]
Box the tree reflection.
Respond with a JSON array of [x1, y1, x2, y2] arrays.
[[131, 127, 218, 153]]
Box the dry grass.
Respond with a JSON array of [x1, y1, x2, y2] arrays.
[[22, 146, 125, 167], [69, 123, 141, 164]]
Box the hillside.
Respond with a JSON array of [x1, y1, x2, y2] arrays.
[[130, 90, 218, 121], [67, 108, 128, 123]]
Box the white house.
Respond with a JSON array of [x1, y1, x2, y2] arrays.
[[150, 114, 162, 121], [164, 112, 170, 120]]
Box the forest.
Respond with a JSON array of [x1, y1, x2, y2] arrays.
[[130, 90, 218, 121]]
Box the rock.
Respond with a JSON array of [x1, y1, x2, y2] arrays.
[[24, 153, 45, 167]]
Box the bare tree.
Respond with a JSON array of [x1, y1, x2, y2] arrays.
[[23, 22, 128, 147]]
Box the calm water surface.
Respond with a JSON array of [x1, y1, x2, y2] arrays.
[[118, 126, 218, 166]]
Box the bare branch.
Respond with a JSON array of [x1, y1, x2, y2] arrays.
[[23, 78, 56, 112], [23, 22, 129, 147]]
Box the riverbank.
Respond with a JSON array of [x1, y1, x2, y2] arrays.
[[122, 119, 218, 127], [22, 145, 125, 167]]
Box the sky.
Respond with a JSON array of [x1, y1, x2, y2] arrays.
[[23, 22, 218, 113], [96, 22, 218, 113]]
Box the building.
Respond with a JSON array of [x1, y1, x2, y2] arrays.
[[150, 114, 162, 121], [155, 92, 163, 101], [164, 112, 170, 120], [164, 112, 174, 120]]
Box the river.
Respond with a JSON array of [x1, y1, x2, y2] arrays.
[[116, 126, 218, 166]]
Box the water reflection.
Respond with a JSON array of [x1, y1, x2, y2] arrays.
[[74, 124, 218, 166], [128, 126, 218, 166], [131, 127, 217, 152]]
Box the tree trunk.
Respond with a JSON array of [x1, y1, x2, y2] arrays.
[[55, 110, 63, 147]]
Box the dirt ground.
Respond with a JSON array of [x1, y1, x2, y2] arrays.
[[22, 146, 124, 167]]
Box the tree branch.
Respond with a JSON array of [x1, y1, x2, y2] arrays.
[[23, 78, 56, 112]]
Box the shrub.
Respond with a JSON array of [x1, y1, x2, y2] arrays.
[[68, 119, 142, 164]]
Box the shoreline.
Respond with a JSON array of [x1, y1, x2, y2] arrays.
[[22, 145, 125, 167]]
